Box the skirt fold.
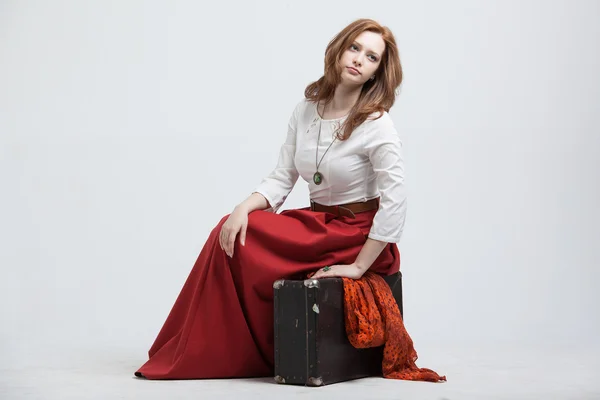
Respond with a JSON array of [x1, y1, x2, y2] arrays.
[[135, 208, 400, 379]]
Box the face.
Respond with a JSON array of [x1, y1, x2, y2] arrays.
[[339, 31, 385, 86]]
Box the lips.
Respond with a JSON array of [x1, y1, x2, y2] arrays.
[[347, 67, 361, 74]]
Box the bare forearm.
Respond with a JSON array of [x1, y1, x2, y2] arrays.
[[355, 238, 388, 273], [236, 192, 270, 213]]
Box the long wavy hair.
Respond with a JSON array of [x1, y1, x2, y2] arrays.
[[304, 18, 403, 141]]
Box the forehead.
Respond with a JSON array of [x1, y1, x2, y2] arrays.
[[352, 31, 385, 55]]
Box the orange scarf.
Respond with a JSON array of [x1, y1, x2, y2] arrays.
[[342, 271, 446, 382]]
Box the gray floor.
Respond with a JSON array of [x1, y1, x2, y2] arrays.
[[1, 343, 599, 400]]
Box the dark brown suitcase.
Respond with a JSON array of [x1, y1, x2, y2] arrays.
[[272, 272, 403, 386]]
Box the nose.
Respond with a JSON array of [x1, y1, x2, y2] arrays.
[[353, 52, 362, 67]]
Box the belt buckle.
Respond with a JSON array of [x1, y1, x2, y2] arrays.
[[338, 205, 356, 219]]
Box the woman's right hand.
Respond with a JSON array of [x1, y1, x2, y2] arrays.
[[219, 206, 249, 258]]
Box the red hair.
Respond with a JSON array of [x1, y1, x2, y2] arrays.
[[304, 18, 403, 141]]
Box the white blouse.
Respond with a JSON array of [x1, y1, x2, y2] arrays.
[[253, 98, 407, 243]]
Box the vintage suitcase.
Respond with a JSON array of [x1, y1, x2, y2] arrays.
[[272, 272, 403, 386]]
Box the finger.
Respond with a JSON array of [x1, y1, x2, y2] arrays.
[[228, 232, 236, 256], [240, 224, 247, 246], [313, 268, 330, 279], [223, 232, 231, 256], [318, 266, 338, 279], [222, 229, 229, 255], [221, 230, 228, 252]]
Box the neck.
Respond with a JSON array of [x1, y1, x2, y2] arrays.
[[328, 84, 362, 113]]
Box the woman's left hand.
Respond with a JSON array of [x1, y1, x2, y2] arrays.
[[311, 263, 364, 280]]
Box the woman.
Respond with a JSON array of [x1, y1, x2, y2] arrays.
[[135, 18, 406, 380]]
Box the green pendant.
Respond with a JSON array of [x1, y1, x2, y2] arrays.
[[313, 172, 323, 185]]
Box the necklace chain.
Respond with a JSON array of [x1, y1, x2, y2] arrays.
[[315, 119, 337, 172], [314, 101, 340, 185]]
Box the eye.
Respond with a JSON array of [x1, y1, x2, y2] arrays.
[[350, 44, 377, 61]]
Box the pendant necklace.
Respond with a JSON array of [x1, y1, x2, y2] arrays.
[[313, 102, 338, 185]]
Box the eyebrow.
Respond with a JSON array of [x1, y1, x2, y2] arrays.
[[353, 41, 380, 58]]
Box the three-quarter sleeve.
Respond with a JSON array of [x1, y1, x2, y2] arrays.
[[363, 113, 407, 243], [253, 101, 302, 213]]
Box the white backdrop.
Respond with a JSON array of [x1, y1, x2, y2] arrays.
[[1, 0, 599, 379]]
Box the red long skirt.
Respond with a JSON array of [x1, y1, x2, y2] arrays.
[[135, 207, 400, 379]]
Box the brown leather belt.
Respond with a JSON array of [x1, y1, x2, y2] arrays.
[[310, 197, 380, 219]]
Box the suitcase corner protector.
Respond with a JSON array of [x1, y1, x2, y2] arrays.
[[307, 376, 324, 386], [273, 280, 285, 289], [274, 375, 286, 384], [303, 278, 319, 288]]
